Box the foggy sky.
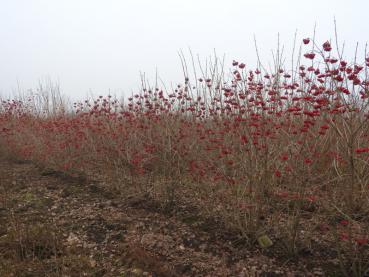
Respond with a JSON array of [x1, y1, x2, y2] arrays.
[[1, 0, 368, 100]]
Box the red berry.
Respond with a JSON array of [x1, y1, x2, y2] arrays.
[[323, 41, 332, 52], [303, 38, 310, 45]]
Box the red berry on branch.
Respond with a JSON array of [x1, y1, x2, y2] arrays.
[[303, 38, 310, 44], [323, 41, 332, 52]]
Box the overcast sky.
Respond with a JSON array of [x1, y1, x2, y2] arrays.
[[1, 0, 368, 100]]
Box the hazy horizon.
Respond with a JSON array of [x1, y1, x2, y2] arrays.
[[1, 0, 368, 101]]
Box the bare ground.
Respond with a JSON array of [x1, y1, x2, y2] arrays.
[[0, 157, 330, 276]]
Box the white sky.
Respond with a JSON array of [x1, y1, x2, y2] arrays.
[[1, 0, 368, 100]]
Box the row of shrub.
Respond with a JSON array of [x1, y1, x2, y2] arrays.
[[1, 37, 368, 275]]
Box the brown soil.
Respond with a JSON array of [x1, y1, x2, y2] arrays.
[[0, 157, 333, 276]]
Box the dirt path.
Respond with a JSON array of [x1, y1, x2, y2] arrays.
[[0, 158, 323, 276]]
